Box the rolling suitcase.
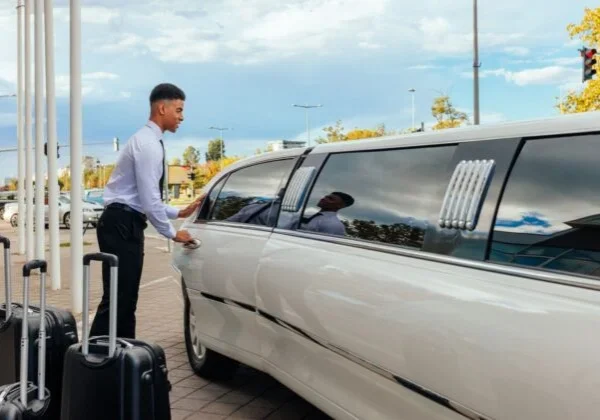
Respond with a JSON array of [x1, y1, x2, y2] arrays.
[[0, 236, 78, 420], [0, 259, 51, 419], [60, 252, 171, 420]]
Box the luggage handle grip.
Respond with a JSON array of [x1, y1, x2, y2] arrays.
[[20, 259, 48, 406], [0, 235, 11, 320], [83, 253, 118, 267], [82, 253, 119, 359]]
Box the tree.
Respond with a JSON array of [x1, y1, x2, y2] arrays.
[[205, 138, 225, 161], [559, 7, 600, 113], [315, 120, 346, 144], [315, 121, 389, 144], [170, 157, 182, 165], [6, 178, 17, 191], [431, 95, 468, 130], [182, 146, 200, 166]]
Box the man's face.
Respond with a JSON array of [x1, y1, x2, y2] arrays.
[[318, 194, 345, 212], [160, 99, 185, 133]]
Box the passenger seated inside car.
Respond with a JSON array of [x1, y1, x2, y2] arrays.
[[285, 191, 354, 236], [225, 189, 285, 226]]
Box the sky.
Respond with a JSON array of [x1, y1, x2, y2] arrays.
[[0, 0, 596, 181]]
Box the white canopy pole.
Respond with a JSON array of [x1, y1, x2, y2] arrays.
[[70, 0, 83, 314], [16, 0, 25, 256], [34, 0, 46, 260], [24, 0, 34, 261], [45, 0, 60, 289]]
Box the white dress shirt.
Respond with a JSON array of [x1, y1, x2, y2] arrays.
[[282, 211, 346, 236], [103, 121, 179, 239]]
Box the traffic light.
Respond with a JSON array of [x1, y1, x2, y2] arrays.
[[187, 172, 195, 181], [581, 47, 597, 82]]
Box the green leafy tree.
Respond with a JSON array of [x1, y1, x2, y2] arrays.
[[431, 95, 468, 130], [205, 138, 225, 161], [182, 146, 200, 166]]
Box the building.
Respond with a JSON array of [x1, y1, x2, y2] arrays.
[[268, 140, 307, 151]]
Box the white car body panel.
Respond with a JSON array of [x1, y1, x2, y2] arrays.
[[172, 111, 600, 420]]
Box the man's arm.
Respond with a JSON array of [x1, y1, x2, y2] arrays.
[[132, 137, 176, 239]]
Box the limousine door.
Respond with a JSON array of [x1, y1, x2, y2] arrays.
[[174, 154, 299, 366]]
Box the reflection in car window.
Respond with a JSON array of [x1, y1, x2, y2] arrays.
[[210, 159, 294, 226], [292, 146, 456, 249], [489, 134, 600, 278]]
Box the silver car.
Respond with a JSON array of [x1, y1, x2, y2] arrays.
[[3, 195, 103, 228]]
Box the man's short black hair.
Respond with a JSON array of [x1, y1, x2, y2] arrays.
[[332, 191, 355, 207], [149, 83, 186, 104]]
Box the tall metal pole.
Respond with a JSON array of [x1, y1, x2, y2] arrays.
[[46, 0, 60, 290], [473, 0, 480, 125], [293, 104, 322, 147], [34, 0, 45, 260], [16, 0, 25, 256], [24, 0, 34, 261], [408, 88, 416, 131], [70, 0, 83, 314]]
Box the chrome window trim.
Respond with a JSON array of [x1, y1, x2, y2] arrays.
[[200, 220, 274, 233], [281, 166, 317, 212], [272, 228, 600, 292]]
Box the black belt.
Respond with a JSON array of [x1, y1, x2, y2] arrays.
[[105, 202, 147, 221]]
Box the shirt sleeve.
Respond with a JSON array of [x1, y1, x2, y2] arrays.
[[166, 205, 179, 220], [132, 135, 177, 239]]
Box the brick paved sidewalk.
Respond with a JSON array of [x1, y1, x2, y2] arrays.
[[0, 223, 330, 419]]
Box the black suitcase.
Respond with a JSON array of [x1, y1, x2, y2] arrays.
[[0, 260, 52, 419], [0, 237, 78, 420], [60, 252, 172, 420]]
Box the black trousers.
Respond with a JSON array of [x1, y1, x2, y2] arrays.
[[89, 206, 147, 339]]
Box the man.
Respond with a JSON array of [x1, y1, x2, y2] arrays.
[[90, 83, 203, 339], [282, 191, 354, 236]]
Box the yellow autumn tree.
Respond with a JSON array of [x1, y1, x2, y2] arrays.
[[431, 95, 468, 130], [559, 7, 600, 113]]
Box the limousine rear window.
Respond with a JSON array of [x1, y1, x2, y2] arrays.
[[289, 145, 457, 250], [489, 133, 600, 279]]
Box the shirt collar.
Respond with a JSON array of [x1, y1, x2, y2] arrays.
[[145, 120, 163, 140]]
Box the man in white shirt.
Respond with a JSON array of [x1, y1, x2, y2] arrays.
[[299, 192, 354, 236], [90, 83, 203, 339]]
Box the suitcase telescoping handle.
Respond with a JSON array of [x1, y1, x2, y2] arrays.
[[82, 252, 118, 358], [0, 235, 11, 319], [21, 259, 48, 406]]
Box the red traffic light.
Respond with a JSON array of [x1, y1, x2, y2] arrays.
[[585, 48, 597, 59]]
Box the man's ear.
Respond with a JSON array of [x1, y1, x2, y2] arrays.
[[158, 101, 166, 116]]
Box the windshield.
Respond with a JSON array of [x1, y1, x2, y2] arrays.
[[59, 196, 70, 204]]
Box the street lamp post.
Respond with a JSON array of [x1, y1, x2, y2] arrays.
[[408, 88, 416, 131], [209, 126, 230, 170], [293, 104, 322, 147], [473, 0, 480, 125]]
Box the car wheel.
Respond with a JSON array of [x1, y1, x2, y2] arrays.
[[63, 212, 70, 229], [182, 280, 239, 380], [10, 214, 17, 227]]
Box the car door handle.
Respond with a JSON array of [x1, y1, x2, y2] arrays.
[[183, 239, 201, 250]]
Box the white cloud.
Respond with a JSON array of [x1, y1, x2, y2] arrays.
[[55, 72, 120, 98], [462, 66, 580, 86], [407, 64, 439, 70], [0, 113, 17, 128], [504, 46, 530, 56], [54, 6, 121, 25]]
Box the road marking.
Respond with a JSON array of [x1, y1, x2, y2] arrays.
[[140, 275, 173, 289]]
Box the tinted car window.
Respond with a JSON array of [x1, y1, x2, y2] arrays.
[[210, 159, 294, 226], [289, 146, 456, 249], [489, 134, 600, 278]]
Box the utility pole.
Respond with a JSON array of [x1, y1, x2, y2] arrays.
[[293, 104, 322, 147], [473, 0, 480, 125], [209, 126, 230, 170], [408, 89, 416, 131]]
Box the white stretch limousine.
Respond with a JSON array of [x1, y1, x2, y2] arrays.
[[172, 112, 600, 420]]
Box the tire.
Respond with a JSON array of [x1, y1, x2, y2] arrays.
[[63, 212, 71, 229], [181, 279, 239, 380], [10, 214, 17, 227]]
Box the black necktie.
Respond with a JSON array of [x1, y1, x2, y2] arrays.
[[159, 139, 165, 201]]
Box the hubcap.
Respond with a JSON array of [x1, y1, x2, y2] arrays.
[[188, 304, 206, 360]]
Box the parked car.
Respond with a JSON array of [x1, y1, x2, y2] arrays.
[[84, 188, 104, 206], [172, 111, 600, 420], [4, 195, 103, 228]]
